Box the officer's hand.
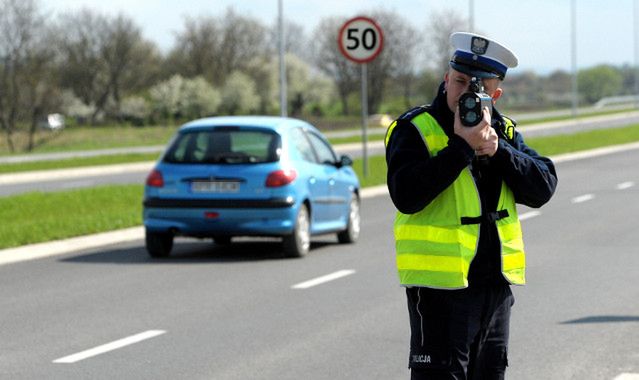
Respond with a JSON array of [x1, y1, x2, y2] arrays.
[[454, 107, 498, 157]]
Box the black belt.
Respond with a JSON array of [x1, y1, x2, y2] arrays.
[[460, 209, 509, 225]]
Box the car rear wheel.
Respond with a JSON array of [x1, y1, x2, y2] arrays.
[[145, 230, 174, 258], [337, 193, 361, 244], [283, 204, 310, 258], [213, 236, 232, 245]]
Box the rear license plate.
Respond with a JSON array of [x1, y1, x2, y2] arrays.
[[191, 181, 240, 193]]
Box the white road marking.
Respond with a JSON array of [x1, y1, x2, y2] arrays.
[[616, 181, 635, 190], [52, 330, 166, 364], [361, 185, 388, 198], [519, 211, 541, 221], [571, 194, 595, 204], [613, 373, 639, 380], [291, 269, 356, 289]]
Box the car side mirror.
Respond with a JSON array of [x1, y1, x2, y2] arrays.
[[336, 155, 353, 168]]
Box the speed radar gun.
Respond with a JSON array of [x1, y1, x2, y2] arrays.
[[458, 77, 492, 127], [459, 77, 492, 164]]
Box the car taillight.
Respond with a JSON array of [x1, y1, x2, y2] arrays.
[[265, 169, 297, 187], [146, 169, 164, 188]]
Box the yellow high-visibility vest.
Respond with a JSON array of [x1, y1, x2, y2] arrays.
[[385, 111, 525, 289]]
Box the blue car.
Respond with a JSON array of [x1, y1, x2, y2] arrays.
[[143, 116, 361, 258]]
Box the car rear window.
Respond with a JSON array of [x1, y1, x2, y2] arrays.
[[164, 128, 281, 164]]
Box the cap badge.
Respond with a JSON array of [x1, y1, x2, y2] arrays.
[[470, 37, 489, 55]]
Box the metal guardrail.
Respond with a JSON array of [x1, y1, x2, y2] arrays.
[[594, 95, 639, 108]]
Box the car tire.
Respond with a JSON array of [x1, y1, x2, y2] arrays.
[[283, 204, 311, 258], [337, 193, 361, 244], [145, 230, 174, 258], [213, 236, 232, 245]]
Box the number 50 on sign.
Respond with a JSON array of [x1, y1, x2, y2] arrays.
[[338, 17, 384, 64]]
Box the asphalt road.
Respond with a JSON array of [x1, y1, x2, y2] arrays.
[[3, 110, 639, 197], [1, 149, 638, 379], [0, 143, 386, 196]]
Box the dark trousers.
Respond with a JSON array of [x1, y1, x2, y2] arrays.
[[406, 284, 514, 380]]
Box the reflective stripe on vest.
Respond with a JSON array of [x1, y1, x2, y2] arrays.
[[386, 112, 526, 289]]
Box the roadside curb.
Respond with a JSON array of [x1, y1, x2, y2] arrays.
[[0, 162, 154, 185], [0, 186, 389, 266], [0, 227, 144, 266], [0, 143, 384, 185], [550, 141, 639, 163], [3, 142, 639, 266]]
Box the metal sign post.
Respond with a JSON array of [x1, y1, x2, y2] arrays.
[[338, 16, 384, 178], [360, 63, 369, 177]]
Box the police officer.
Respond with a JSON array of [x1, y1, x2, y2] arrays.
[[385, 32, 558, 379]]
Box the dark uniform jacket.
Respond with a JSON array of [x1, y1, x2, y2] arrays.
[[385, 83, 558, 286]]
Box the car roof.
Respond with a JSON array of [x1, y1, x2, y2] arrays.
[[179, 116, 318, 135]]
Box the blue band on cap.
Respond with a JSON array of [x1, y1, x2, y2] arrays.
[[451, 50, 508, 78]]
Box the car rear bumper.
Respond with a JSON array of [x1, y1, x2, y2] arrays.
[[143, 197, 298, 237], [143, 196, 295, 209]]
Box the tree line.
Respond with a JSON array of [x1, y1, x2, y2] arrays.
[[1, 0, 636, 152]]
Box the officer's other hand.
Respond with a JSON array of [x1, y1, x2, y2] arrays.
[[454, 107, 498, 157]]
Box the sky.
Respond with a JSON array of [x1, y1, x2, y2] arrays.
[[43, 0, 638, 74]]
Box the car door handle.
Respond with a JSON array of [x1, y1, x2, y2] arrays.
[[329, 178, 336, 186]]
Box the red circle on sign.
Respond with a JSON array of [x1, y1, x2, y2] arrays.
[[338, 16, 384, 64]]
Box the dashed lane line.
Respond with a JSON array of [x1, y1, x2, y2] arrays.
[[291, 269, 356, 290], [519, 211, 542, 221], [613, 373, 639, 380], [571, 194, 595, 204], [52, 330, 166, 364], [616, 181, 635, 190]]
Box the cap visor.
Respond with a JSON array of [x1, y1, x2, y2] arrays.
[[450, 62, 500, 79]]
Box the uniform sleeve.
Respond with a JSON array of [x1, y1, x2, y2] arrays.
[[385, 120, 475, 214], [493, 131, 558, 208]]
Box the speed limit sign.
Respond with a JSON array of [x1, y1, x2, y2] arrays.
[[338, 16, 384, 64], [337, 16, 383, 178]]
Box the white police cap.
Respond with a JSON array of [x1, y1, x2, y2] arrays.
[[449, 32, 518, 79]]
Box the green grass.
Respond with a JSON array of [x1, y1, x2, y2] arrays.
[[0, 125, 178, 156], [4, 122, 639, 175], [0, 107, 635, 157], [3, 122, 639, 250], [0, 185, 143, 249], [0, 156, 384, 250], [0, 153, 161, 174], [516, 107, 637, 125], [353, 155, 387, 188], [526, 124, 639, 156]]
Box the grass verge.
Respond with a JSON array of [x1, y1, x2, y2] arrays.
[[0, 125, 177, 156], [0, 185, 143, 249], [525, 124, 639, 156], [0, 156, 386, 250], [0, 153, 160, 174], [2, 123, 639, 250]]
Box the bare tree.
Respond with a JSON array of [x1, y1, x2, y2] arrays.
[[57, 9, 108, 111], [99, 14, 159, 121], [169, 8, 269, 87], [268, 19, 309, 61], [387, 15, 422, 108], [167, 15, 219, 82], [58, 10, 159, 124], [365, 10, 420, 113], [23, 30, 60, 151], [311, 12, 420, 115], [311, 17, 359, 115], [425, 9, 468, 76], [0, 0, 58, 152]]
